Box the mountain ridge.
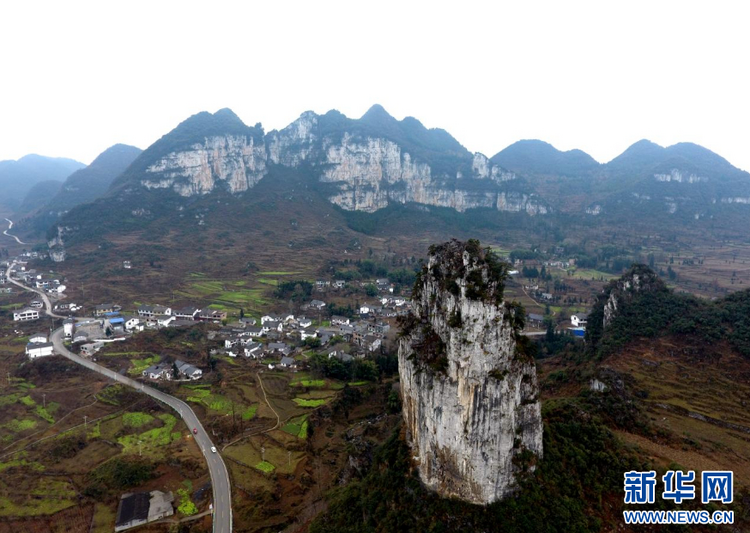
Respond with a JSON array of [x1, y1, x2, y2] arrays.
[[0, 155, 84, 210], [34, 105, 750, 261]]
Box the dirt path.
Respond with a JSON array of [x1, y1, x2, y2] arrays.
[[222, 372, 282, 451]]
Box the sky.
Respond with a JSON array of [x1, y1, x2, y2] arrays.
[[1, 0, 749, 170]]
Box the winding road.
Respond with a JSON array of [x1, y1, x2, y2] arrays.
[[5, 262, 232, 533], [3, 218, 28, 245]]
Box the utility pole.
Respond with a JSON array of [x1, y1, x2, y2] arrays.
[[261, 446, 265, 462], [84, 415, 88, 429], [6, 372, 10, 386], [138, 440, 143, 457], [42, 393, 46, 408]]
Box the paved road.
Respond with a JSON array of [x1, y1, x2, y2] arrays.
[[3, 218, 28, 245], [5, 262, 65, 319], [6, 261, 232, 532]]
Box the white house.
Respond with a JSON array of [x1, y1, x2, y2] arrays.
[[13, 308, 40, 321], [297, 316, 313, 328], [245, 326, 263, 337], [73, 331, 90, 343], [571, 313, 589, 328], [26, 342, 54, 359], [244, 342, 262, 358], [261, 314, 280, 324], [364, 335, 381, 352], [138, 305, 172, 318], [173, 306, 201, 320], [63, 318, 75, 338], [142, 362, 172, 380], [157, 316, 175, 328], [300, 328, 317, 341], [29, 332, 48, 344], [331, 315, 350, 326], [175, 360, 202, 380], [125, 317, 143, 332], [81, 341, 104, 356]]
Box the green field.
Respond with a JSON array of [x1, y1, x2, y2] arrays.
[[117, 413, 181, 455], [178, 278, 271, 312], [281, 415, 309, 439], [568, 268, 618, 281], [292, 398, 328, 408], [291, 379, 325, 388], [128, 355, 159, 375], [255, 460, 275, 473]]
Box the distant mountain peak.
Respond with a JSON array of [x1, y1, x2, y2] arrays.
[[39, 143, 143, 215], [491, 139, 599, 176], [360, 103, 395, 122], [629, 139, 662, 149], [213, 107, 245, 123]]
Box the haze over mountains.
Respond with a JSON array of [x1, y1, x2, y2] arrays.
[[0, 155, 84, 210], [44, 144, 142, 214]]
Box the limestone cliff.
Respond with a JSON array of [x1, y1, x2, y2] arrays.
[[398, 240, 543, 505], [142, 135, 267, 196], [117, 106, 550, 216]]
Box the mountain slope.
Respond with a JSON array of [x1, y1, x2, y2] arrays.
[[16, 180, 63, 214], [45, 144, 142, 213], [587, 139, 750, 221], [491, 139, 600, 177], [43, 105, 750, 264], [103, 105, 545, 216], [0, 155, 84, 210]]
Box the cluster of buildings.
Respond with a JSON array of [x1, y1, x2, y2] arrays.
[[6, 260, 66, 294], [357, 295, 409, 318], [142, 359, 203, 381], [315, 277, 397, 294], [212, 301, 402, 370]]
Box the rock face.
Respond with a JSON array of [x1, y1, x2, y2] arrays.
[[143, 135, 267, 197], [122, 106, 550, 215], [398, 240, 543, 505]]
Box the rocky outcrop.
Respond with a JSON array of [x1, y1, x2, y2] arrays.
[[601, 265, 665, 330], [127, 107, 551, 216], [398, 240, 543, 505], [654, 169, 707, 183], [47, 226, 67, 262], [142, 135, 267, 196]]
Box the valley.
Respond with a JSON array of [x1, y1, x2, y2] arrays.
[[3, 105, 750, 533]]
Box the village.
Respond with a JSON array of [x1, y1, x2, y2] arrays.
[[4, 249, 595, 377], [3, 253, 413, 381], [0, 245, 610, 533]]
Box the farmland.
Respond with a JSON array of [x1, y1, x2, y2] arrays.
[[0, 337, 210, 532]]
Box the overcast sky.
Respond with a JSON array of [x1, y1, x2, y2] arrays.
[[1, 1, 748, 171]]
